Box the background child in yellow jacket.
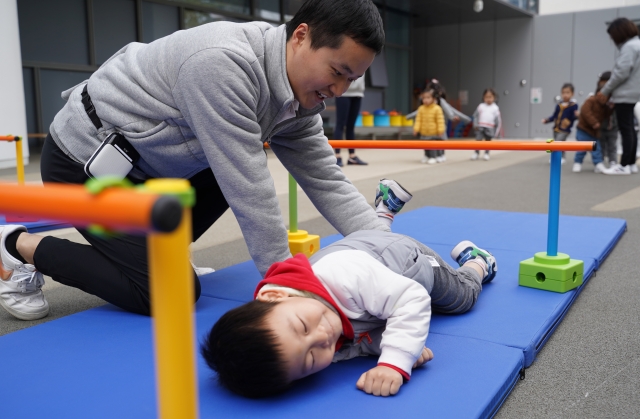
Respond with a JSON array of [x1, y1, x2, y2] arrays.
[[414, 89, 445, 164]]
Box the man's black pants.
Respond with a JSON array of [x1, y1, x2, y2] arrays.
[[36, 134, 229, 315]]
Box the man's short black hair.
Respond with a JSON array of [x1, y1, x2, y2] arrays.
[[200, 300, 289, 398], [562, 83, 575, 93], [607, 17, 639, 45], [286, 0, 385, 54]]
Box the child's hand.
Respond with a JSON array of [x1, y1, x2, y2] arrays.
[[356, 366, 403, 397], [413, 347, 434, 368], [541, 118, 547, 123], [452, 116, 461, 123], [413, 131, 419, 137], [593, 122, 601, 130]]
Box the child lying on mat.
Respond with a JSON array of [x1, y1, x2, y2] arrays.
[[201, 179, 497, 398]]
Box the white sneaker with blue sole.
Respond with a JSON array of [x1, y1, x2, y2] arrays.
[[375, 179, 413, 224], [450, 240, 498, 284], [0, 225, 49, 320]]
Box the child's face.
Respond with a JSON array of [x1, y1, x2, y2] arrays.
[[422, 93, 434, 106], [257, 291, 343, 381], [483, 92, 495, 105], [561, 87, 573, 102]]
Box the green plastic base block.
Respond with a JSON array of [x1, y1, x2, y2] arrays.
[[519, 252, 584, 293]]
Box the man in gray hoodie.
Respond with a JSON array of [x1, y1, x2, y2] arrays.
[[0, 0, 391, 320]]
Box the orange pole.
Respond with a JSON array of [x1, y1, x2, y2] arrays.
[[0, 181, 173, 232], [0, 135, 19, 142], [326, 140, 595, 151]]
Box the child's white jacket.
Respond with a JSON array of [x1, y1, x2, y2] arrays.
[[313, 250, 431, 378]]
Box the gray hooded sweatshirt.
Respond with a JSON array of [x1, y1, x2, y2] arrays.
[[49, 21, 389, 276], [601, 36, 640, 103]]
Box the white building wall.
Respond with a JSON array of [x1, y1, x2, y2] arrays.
[[0, 0, 29, 170], [539, 0, 640, 15]]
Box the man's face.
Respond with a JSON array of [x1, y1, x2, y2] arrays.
[[258, 293, 343, 381], [561, 87, 573, 103], [286, 24, 376, 109]]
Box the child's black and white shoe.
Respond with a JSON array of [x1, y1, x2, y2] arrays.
[[0, 225, 49, 320], [374, 179, 412, 225], [450, 240, 497, 284]]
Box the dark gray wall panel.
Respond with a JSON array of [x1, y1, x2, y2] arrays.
[[142, 1, 179, 43], [617, 5, 640, 19], [495, 18, 532, 138], [529, 13, 573, 139], [18, 0, 89, 65], [413, 26, 428, 95], [459, 21, 495, 117], [94, 0, 137, 65], [425, 24, 459, 101], [40, 70, 92, 132], [22, 68, 37, 134], [571, 9, 617, 108]]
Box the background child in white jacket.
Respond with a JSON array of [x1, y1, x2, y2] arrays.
[[472, 88, 502, 161], [202, 179, 498, 398]]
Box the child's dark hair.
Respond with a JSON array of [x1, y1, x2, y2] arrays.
[[483, 88, 497, 101], [200, 300, 289, 398], [426, 79, 446, 101], [562, 83, 575, 93], [422, 88, 438, 100], [286, 0, 385, 54]]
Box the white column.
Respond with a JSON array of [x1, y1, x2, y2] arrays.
[[0, 0, 29, 170]]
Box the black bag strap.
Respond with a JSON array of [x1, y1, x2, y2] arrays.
[[81, 85, 103, 130]]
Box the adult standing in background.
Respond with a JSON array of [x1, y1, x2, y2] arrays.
[[598, 17, 640, 175], [333, 75, 368, 166]]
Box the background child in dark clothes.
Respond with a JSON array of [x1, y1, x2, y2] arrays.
[[572, 84, 611, 173], [542, 83, 579, 164]]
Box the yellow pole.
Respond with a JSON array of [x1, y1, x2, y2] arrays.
[[14, 137, 24, 185], [145, 179, 198, 419]]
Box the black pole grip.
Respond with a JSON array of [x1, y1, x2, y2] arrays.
[[591, 141, 597, 151], [151, 195, 183, 233]]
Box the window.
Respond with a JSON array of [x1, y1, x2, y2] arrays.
[[183, 10, 243, 28], [94, 0, 137, 64], [256, 0, 281, 22], [142, 2, 180, 43]]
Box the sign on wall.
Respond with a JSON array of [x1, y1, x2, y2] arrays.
[[530, 87, 542, 104]]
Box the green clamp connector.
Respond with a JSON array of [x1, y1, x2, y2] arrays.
[[546, 138, 554, 153], [84, 177, 134, 238], [86, 224, 123, 239], [85, 177, 134, 195]]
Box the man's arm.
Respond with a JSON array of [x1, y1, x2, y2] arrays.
[[270, 121, 390, 238], [172, 49, 291, 276]]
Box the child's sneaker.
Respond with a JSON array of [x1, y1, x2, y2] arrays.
[[375, 179, 413, 224], [572, 163, 582, 173], [483, 153, 490, 161], [427, 158, 437, 164], [450, 240, 497, 284], [470, 152, 479, 161], [0, 225, 49, 320]]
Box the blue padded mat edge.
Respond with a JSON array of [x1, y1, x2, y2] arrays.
[[0, 215, 69, 233], [0, 296, 524, 419]]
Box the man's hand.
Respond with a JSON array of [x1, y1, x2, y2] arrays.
[[356, 366, 404, 397], [413, 347, 434, 368]]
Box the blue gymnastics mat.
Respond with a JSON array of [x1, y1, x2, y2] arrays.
[[0, 207, 625, 418], [0, 215, 69, 233], [0, 296, 523, 419], [200, 207, 626, 367]]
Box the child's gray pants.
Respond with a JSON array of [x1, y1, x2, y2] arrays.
[[309, 230, 483, 314]]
